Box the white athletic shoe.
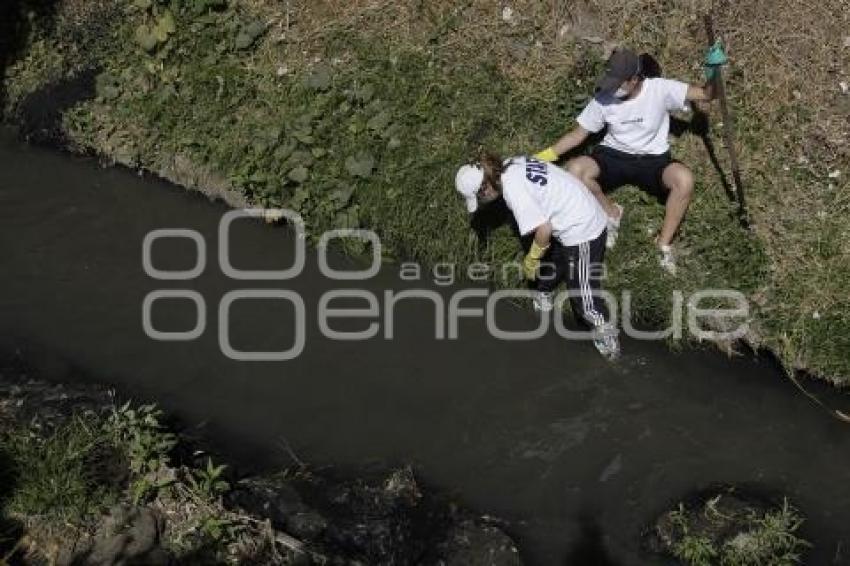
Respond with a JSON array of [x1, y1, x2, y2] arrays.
[[592, 322, 621, 361], [533, 291, 554, 313], [606, 204, 624, 250], [658, 244, 677, 276]]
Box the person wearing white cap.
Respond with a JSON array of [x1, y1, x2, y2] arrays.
[[455, 152, 620, 360]]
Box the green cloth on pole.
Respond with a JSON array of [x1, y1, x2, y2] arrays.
[[704, 40, 728, 79]]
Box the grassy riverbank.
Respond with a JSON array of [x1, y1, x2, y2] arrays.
[[0, 379, 290, 563], [2, 0, 848, 383]]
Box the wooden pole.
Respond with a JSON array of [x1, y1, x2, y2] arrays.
[[704, 14, 749, 227]]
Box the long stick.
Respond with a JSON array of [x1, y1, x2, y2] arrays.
[[704, 14, 749, 227]]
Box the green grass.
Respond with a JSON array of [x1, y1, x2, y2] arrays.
[[68, 3, 765, 294], [0, 414, 121, 524], [666, 498, 809, 566], [0, 399, 255, 562]]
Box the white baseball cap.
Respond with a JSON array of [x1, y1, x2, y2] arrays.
[[455, 164, 484, 213]]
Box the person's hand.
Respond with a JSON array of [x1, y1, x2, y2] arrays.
[[523, 241, 550, 280], [704, 40, 728, 79], [534, 147, 558, 163]]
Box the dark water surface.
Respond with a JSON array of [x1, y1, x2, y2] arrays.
[[1, 130, 848, 565]]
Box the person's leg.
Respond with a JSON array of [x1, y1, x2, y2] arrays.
[[564, 231, 619, 359], [564, 234, 608, 327], [657, 162, 695, 246], [566, 156, 621, 220], [534, 241, 567, 312], [536, 240, 567, 293]]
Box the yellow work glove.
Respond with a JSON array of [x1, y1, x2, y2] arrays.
[[534, 147, 558, 163], [523, 241, 550, 281]]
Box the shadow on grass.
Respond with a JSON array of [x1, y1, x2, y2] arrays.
[[671, 109, 738, 209], [0, 0, 61, 120], [16, 69, 98, 145], [470, 197, 519, 248]]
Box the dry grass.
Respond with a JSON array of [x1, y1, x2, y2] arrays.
[[580, 0, 850, 375], [250, 1, 582, 88]]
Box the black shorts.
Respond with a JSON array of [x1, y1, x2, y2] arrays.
[[590, 145, 677, 198]]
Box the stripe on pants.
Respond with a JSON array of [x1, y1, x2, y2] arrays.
[[578, 241, 604, 328]]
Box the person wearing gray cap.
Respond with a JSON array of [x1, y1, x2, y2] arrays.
[[534, 45, 727, 275]]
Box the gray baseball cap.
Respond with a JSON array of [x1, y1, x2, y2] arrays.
[[595, 48, 641, 95]]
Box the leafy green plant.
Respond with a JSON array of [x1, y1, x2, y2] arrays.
[[188, 457, 230, 501], [668, 505, 720, 565], [665, 498, 809, 566], [720, 500, 809, 566], [198, 515, 236, 542], [132, 1, 178, 54], [676, 535, 720, 565], [104, 402, 177, 502]]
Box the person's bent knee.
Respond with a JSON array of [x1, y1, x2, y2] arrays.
[[676, 171, 695, 198], [568, 158, 601, 190], [566, 158, 587, 177], [665, 166, 694, 198]]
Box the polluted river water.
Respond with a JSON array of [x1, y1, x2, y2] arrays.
[[0, 129, 848, 564]]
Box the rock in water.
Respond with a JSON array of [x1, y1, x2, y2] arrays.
[[62, 505, 170, 565], [438, 519, 522, 566]]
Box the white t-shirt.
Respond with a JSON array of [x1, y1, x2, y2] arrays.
[[576, 77, 689, 155], [500, 157, 607, 246]]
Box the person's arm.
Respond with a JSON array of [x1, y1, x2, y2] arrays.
[[536, 127, 590, 162], [532, 221, 552, 249], [502, 181, 553, 280], [536, 100, 604, 162], [523, 222, 553, 281], [688, 40, 727, 102], [686, 82, 717, 102]]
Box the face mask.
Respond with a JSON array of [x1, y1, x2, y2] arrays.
[[615, 86, 629, 99]]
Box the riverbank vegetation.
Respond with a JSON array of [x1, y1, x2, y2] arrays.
[[647, 488, 810, 566], [1, 0, 847, 383], [0, 368, 522, 564], [0, 385, 304, 563]]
